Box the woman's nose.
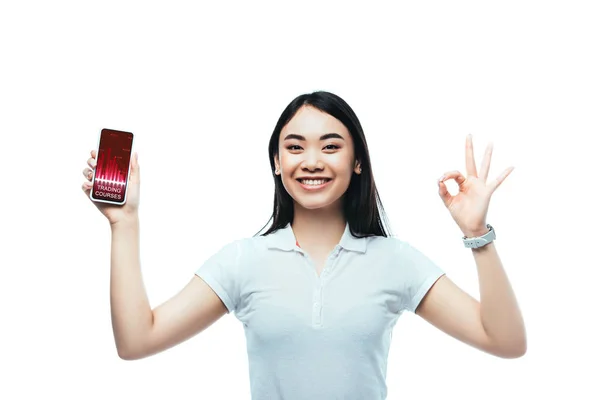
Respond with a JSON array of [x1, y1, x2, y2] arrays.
[[301, 155, 323, 170]]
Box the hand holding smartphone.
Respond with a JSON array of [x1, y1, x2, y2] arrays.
[[82, 128, 140, 224]]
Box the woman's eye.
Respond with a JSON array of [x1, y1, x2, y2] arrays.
[[287, 144, 340, 150], [286, 144, 339, 151]]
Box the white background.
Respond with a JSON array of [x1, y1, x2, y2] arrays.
[[1, 1, 598, 399]]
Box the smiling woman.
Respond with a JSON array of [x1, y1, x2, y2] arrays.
[[82, 90, 525, 400], [275, 109, 361, 212], [259, 91, 389, 239]]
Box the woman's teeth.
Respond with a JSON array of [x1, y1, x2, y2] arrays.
[[300, 179, 328, 185]]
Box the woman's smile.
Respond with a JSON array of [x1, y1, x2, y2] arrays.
[[296, 178, 333, 191]]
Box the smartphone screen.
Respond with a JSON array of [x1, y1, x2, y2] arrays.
[[89, 128, 134, 205]]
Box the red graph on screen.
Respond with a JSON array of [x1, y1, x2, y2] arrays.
[[97, 147, 126, 188]]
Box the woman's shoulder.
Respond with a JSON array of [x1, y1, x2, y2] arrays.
[[226, 234, 271, 254], [363, 234, 407, 251]]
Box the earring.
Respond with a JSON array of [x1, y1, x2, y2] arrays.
[[275, 167, 280, 174]]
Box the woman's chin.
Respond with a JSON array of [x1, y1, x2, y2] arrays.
[[293, 196, 341, 211]]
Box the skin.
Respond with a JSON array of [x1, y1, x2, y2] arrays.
[[273, 105, 361, 267], [418, 135, 526, 358], [81, 112, 525, 361]]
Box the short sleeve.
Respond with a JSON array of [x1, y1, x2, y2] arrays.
[[195, 240, 242, 314], [396, 240, 446, 313]]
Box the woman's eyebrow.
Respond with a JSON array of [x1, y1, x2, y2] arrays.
[[283, 133, 344, 141]]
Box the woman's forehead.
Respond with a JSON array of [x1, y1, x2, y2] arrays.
[[282, 106, 349, 139]]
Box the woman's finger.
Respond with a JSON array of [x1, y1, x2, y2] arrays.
[[438, 179, 452, 207], [83, 168, 93, 180], [440, 170, 466, 187], [82, 180, 92, 193], [465, 134, 478, 177], [479, 141, 493, 182], [489, 166, 515, 192]]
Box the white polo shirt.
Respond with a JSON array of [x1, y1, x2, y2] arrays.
[[195, 222, 445, 399]]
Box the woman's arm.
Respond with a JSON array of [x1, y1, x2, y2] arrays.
[[109, 216, 228, 360], [416, 240, 527, 358], [472, 240, 526, 355], [421, 134, 526, 358], [109, 216, 153, 358]]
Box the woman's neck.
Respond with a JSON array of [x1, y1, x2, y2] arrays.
[[291, 204, 346, 250]]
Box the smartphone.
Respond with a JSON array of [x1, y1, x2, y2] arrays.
[[89, 128, 135, 205]]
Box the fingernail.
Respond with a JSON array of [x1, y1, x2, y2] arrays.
[[438, 175, 445, 182]]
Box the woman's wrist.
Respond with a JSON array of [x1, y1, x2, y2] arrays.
[[462, 225, 489, 238], [110, 215, 139, 230]]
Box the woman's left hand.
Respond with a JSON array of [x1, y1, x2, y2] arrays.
[[438, 134, 514, 237]]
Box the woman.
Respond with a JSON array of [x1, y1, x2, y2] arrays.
[[81, 91, 526, 399]]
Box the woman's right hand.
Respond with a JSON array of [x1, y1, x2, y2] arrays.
[[82, 150, 141, 225]]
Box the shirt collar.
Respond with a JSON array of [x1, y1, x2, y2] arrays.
[[266, 221, 367, 253]]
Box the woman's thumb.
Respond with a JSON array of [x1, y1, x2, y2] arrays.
[[130, 152, 140, 182]]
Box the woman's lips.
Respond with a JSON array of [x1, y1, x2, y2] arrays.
[[297, 179, 333, 191]]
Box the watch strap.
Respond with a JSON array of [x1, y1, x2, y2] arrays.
[[462, 224, 495, 248]]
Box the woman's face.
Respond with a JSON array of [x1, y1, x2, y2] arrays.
[[274, 105, 361, 211]]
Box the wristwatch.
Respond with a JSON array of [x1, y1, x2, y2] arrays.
[[462, 224, 495, 248]]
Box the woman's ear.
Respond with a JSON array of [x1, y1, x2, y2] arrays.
[[274, 156, 280, 175], [354, 160, 362, 174]]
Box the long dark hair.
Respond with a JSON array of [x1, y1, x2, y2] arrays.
[[254, 90, 392, 238]]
